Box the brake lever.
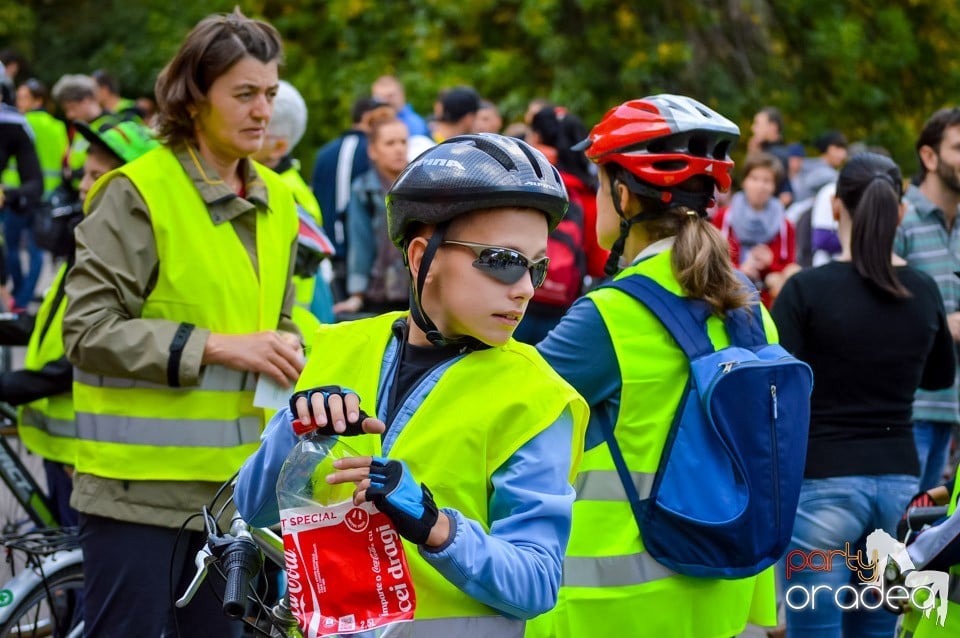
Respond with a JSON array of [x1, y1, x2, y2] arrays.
[[175, 543, 217, 608]]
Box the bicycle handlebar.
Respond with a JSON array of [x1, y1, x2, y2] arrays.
[[220, 520, 263, 619]]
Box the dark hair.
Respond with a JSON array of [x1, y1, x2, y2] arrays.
[[351, 96, 389, 124], [836, 152, 910, 299], [21, 78, 48, 102], [92, 69, 119, 94], [530, 107, 596, 189], [814, 130, 847, 153], [759, 107, 783, 140], [154, 7, 283, 147], [913, 107, 960, 185]]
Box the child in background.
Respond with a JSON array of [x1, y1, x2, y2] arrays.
[[713, 151, 800, 306]]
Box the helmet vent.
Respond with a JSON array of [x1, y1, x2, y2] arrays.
[[462, 135, 518, 172], [688, 135, 708, 157], [516, 139, 545, 178], [652, 160, 689, 172]]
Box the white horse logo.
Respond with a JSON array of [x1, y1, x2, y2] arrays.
[[865, 529, 949, 627]]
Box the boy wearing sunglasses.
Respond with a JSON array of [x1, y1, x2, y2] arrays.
[[235, 133, 589, 635]]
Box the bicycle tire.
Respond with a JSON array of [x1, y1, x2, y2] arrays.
[[0, 562, 83, 637]]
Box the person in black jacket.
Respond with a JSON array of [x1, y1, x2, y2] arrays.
[[0, 97, 43, 307]]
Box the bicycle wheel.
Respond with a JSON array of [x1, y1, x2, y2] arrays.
[[0, 562, 83, 637]]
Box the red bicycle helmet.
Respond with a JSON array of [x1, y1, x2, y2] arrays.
[[575, 95, 740, 192]]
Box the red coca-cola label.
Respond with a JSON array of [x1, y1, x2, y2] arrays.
[[281, 500, 415, 636]]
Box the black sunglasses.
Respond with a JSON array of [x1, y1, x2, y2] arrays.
[[442, 240, 550, 288]]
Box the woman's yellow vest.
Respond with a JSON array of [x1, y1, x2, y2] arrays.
[[71, 146, 298, 482], [19, 263, 75, 465], [296, 312, 588, 621], [912, 477, 960, 637], [527, 250, 778, 638]]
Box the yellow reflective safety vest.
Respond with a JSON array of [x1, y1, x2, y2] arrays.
[[279, 164, 322, 225], [296, 312, 588, 627], [280, 164, 323, 331], [19, 263, 76, 465], [1, 110, 68, 195], [291, 303, 321, 350], [912, 475, 960, 637], [72, 146, 298, 482], [527, 249, 778, 638]]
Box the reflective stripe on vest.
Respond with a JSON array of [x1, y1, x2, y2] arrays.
[[20, 406, 76, 438], [574, 469, 655, 501], [562, 552, 676, 588], [380, 616, 522, 637], [76, 413, 261, 447], [298, 313, 588, 621], [73, 147, 297, 482]]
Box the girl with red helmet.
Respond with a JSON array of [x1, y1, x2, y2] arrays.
[[532, 95, 780, 637]]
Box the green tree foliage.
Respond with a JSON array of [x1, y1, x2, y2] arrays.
[[6, 0, 960, 178]]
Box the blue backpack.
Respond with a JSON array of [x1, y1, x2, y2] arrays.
[[601, 274, 813, 579]]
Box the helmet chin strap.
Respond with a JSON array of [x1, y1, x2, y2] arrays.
[[408, 223, 486, 351], [603, 176, 715, 276]]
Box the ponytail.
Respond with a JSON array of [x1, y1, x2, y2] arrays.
[[849, 179, 910, 298], [672, 215, 753, 314], [642, 210, 753, 314], [837, 152, 910, 299]]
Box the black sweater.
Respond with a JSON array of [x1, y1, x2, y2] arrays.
[[771, 261, 956, 478]]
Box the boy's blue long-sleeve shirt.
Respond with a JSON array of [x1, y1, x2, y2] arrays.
[[235, 335, 576, 620]]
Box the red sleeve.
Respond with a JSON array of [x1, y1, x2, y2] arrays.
[[712, 207, 740, 266], [764, 220, 797, 274], [578, 194, 610, 278]]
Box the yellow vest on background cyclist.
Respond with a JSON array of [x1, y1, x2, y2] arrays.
[[1, 86, 69, 196], [530, 96, 781, 638], [252, 80, 328, 344]]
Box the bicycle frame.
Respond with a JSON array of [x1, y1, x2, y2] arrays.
[[0, 403, 59, 530]]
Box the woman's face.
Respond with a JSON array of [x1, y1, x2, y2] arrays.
[[742, 166, 777, 210], [368, 121, 409, 179], [193, 56, 279, 162], [424, 207, 548, 347], [595, 168, 622, 249]]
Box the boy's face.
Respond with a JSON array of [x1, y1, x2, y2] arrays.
[[742, 166, 777, 210], [426, 207, 548, 347], [79, 147, 121, 202]]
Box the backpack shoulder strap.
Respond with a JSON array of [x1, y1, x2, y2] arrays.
[[602, 274, 715, 358]]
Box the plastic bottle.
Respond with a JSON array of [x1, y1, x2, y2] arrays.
[[277, 430, 415, 637]]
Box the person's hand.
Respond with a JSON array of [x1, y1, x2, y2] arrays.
[[327, 456, 449, 547], [288, 385, 385, 435], [749, 244, 774, 270], [947, 312, 960, 342], [332, 295, 363, 315], [202, 331, 304, 387]]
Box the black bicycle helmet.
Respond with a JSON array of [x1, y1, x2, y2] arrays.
[[386, 134, 568, 349], [386, 133, 569, 248]]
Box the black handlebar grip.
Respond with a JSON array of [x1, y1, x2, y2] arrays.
[[221, 537, 262, 618]]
